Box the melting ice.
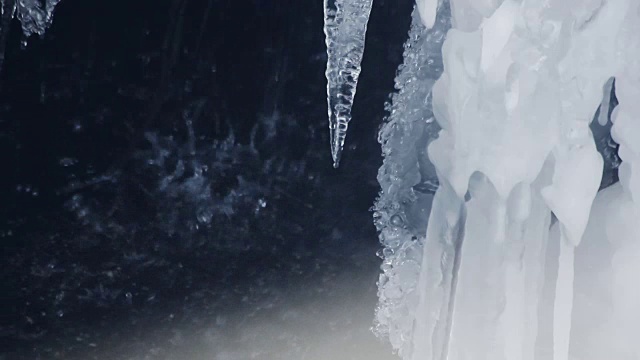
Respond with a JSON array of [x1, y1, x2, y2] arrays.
[[357, 0, 640, 359]]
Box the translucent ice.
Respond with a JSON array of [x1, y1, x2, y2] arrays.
[[2, 0, 61, 39], [372, 5, 450, 357], [0, 0, 60, 69], [323, 0, 373, 167]]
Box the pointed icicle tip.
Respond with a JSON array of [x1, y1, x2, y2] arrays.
[[416, 0, 439, 29], [332, 153, 341, 168]]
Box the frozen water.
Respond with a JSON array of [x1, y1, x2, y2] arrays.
[[369, 0, 640, 359], [2, 0, 60, 40], [0, 0, 60, 69], [323, 0, 373, 167], [415, 0, 440, 29], [372, 4, 450, 357]]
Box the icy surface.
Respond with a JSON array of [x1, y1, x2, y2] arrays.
[[323, 0, 373, 167], [372, 5, 450, 357], [372, 0, 640, 359]]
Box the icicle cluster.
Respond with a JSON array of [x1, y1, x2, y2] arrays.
[[323, 0, 373, 167], [369, 0, 640, 359], [2, 0, 61, 40]]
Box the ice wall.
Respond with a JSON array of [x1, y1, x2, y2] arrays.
[[369, 0, 640, 359], [372, 5, 450, 357]]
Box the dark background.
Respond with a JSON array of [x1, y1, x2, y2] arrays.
[[1, 0, 414, 358]]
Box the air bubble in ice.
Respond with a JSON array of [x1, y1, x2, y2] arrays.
[[390, 214, 404, 227]]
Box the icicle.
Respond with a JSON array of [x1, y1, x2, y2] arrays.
[[552, 234, 575, 360], [597, 78, 615, 126], [542, 146, 603, 341], [0, 0, 61, 70], [10, 0, 61, 39], [323, 0, 373, 168], [416, 0, 440, 29], [410, 182, 464, 360]]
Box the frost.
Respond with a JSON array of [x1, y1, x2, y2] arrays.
[[323, 0, 373, 167], [372, 4, 450, 357]]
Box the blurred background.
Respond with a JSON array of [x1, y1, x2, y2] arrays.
[[0, 0, 415, 358]]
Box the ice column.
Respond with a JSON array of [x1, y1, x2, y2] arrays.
[[323, 0, 373, 167]]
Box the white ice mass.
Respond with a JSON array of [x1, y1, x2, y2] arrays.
[[363, 0, 640, 359]]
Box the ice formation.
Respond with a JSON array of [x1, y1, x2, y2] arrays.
[[367, 0, 640, 359], [323, 0, 373, 167], [0, 0, 61, 68], [1, 0, 60, 40], [372, 6, 450, 354]]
